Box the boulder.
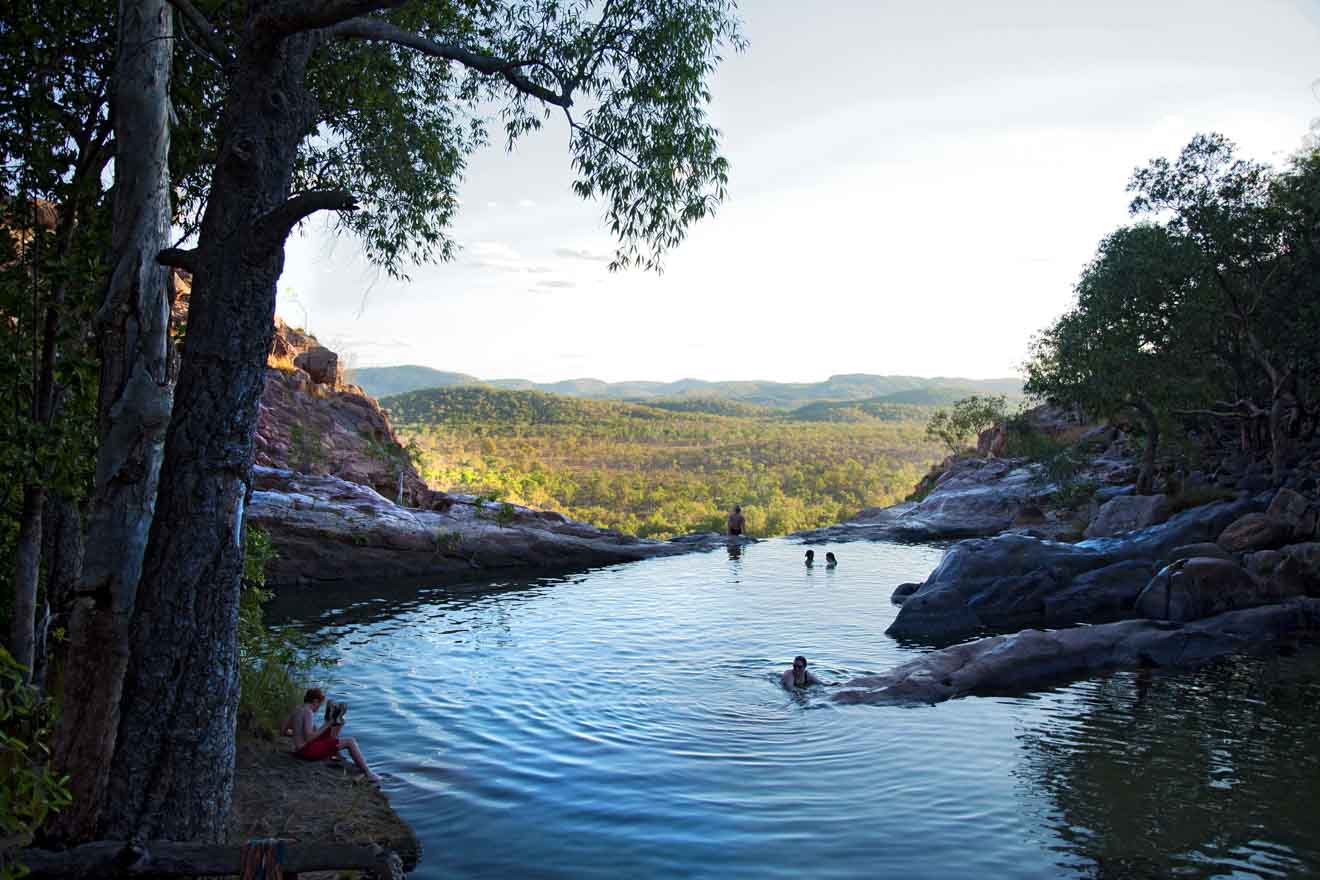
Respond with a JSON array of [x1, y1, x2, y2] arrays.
[[885, 496, 1264, 642], [1217, 513, 1294, 553], [1042, 560, 1155, 624], [1134, 557, 1301, 622], [1247, 543, 1320, 597], [1267, 487, 1309, 526], [294, 345, 341, 386], [890, 582, 921, 604], [1163, 542, 1231, 565], [1084, 494, 1171, 539], [834, 599, 1320, 706]]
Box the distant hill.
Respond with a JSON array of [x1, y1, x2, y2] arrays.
[[381, 386, 671, 426], [345, 365, 483, 398], [353, 365, 1023, 409]]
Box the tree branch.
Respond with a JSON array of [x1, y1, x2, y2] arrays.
[[254, 0, 406, 40], [157, 247, 199, 273], [328, 18, 573, 108], [165, 0, 233, 67], [253, 190, 359, 251]]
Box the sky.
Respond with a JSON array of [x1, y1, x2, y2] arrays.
[[277, 0, 1320, 383]]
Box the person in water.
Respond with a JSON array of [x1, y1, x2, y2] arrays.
[[727, 505, 746, 536], [804, 549, 815, 566], [826, 552, 837, 568], [782, 655, 822, 690], [283, 687, 380, 782]]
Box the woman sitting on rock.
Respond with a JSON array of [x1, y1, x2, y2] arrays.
[[282, 687, 380, 782]]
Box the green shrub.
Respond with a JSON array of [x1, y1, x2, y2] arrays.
[[0, 646, 71, 878], [925, 395, 1008, 454], [238, 527, 326, 738]]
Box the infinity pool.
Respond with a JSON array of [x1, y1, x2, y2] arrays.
[[270, 538, 1320, 879]]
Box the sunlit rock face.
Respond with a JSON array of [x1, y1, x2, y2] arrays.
[[247, 466, 738, 586], [254, 318, 432, 507]]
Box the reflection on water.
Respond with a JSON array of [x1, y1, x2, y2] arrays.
[[270, 539, 1320, 879], [1018, 656, 1320, 879]]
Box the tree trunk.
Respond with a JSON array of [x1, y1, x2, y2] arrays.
[[48, 0, 175, 846], [10, 486, 46, 681], [1131, 399, 1160, 496], [32, 494, 85, 690], [102, 25, 318, 841]]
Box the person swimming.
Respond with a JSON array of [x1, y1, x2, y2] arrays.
[[804, 549, 815, 566], [781, 655, 822, 690], [826, 552, 837, 568]]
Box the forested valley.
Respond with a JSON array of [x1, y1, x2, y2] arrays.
[[387, 387, 946, 538]]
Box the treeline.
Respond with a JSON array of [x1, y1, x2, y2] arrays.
[[1025, 134, 1320, 491], [391, 388, 943, 538]]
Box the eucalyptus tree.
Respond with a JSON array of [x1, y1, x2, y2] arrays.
[[0, 0, 116, 682], [75, 0, 743, 843], [1025, 224, 1209, 494], [1127, 133, 1303, 481]]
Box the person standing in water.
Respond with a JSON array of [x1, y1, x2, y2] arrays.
[[804, 549, 815, 566], [826, 552, 837, 568], [782, 655, 822, 690], [727, 505, 746, 536]]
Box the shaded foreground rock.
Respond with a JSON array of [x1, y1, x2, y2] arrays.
[[835, 598, 1320, 706], [886, 496, 1261, 642], [229, 737, 419, 871], [248, 466, 741, 585]]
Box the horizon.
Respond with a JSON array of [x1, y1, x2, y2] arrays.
[[339, 361, 1026, 387]]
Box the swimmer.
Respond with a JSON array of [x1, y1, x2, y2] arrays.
[[804, 549, 815, 567], [826, 552, 837, 568], [781, 655, 822, 690], [727, 505, 746, 536]]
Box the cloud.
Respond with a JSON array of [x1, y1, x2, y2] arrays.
[[518, 199, 538, 208], [464, 240, 527, 273], [553, 247, 612, 263], [486, 201, 499, 209], [536, 279, 577, 289]]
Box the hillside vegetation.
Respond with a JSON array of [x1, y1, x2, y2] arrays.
[[387, 386, 944, 538]]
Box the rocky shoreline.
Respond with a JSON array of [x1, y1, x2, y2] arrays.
[[824, 416, 1320, 705]]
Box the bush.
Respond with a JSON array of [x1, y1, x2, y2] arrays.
[[238, 527, 326, 738], [925, 395, 1008, 454], [0, 647, 71, 878]]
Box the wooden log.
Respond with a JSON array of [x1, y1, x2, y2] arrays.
[[12, 840, 404, 879]]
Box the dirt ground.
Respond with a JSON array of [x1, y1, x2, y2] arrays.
[[228, 736, 421, 876]]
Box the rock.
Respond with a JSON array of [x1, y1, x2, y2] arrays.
[[247, 467, 732, 585], [1134, 557, 1301, 622], [1267, 488, 1310, 526], [1217, 513, 1295, 553], [294, 345, 341, 386], [1084, 494, 1171, 539], [1094, 484, 1135, 503], [891, 582, 921, 604], [1247, 543, 1320, 597], [884, 496, 1263, 642], [976, 424, 1006, 458], [1042, 560, 1155, 625], [833, 599, 1320, 706], [1014, 504, 1046, 524], [1237, 474, 1273, 493], [1163, 542, 1231, 565]]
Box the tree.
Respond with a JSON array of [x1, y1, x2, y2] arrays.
[[925, 394, 1008, 455], [46, 0, 178, 844], [1024, 224, 1208, 493], [73, 0, 743, 843], [0, 0, 116, 682], [1127, 133, 1300, 482]]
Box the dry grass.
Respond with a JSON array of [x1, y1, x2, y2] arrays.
[[268, 351, 300, 373]]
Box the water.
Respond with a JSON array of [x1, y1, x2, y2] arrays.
[[269, 539, 1320, 879]]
